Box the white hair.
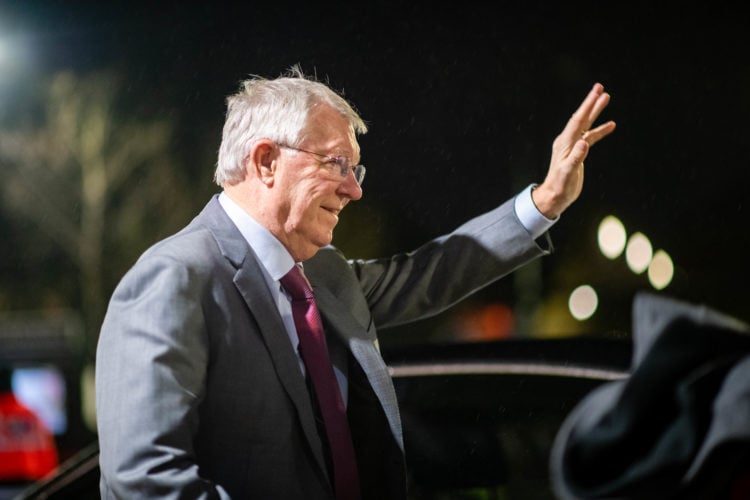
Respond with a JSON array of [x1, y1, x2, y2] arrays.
[[214, 65, 368, 186]]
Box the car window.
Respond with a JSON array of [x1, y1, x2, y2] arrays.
[[395, 368, 620, 498]]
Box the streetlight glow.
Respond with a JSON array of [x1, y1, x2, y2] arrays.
[[648, 249, 674, 290], [625, 232, 653, 274], [569, 285, 598, 321], [597, 215, 627, 259]]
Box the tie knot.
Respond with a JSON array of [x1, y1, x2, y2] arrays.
[[280, 265, 313, 301]]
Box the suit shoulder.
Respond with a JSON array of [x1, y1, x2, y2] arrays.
[[139, 223, 219, 265], [307, 245, 348, 267], [304, 246, 355, 287]]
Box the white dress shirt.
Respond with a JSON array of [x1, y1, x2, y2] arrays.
[[514, 183, 558, 239]]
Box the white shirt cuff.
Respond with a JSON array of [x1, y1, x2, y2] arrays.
[[514, 184, 558, 240]]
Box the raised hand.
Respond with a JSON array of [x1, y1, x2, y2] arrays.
[[532, 83, 616, 219]]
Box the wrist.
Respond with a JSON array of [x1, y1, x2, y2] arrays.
[[531, 184, 563, 219]]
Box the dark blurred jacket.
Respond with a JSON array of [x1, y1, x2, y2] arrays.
[[550, 292, 750, 499]]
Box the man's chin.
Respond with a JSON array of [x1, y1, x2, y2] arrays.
[[317, 231, 334, 248], [298, 232, 334, 259]]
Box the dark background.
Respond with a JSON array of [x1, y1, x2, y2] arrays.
[[2, 1, 748, 338]]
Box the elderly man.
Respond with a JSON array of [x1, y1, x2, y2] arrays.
[[96, 67, 614, 499]]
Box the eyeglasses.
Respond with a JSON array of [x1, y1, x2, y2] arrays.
[[278, 144, 366, 186]]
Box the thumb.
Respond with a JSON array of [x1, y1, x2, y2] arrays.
[[569, 139, 589, 166]]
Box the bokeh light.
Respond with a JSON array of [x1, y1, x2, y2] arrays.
[[625, 232, 653, 274], [597, 215, 627, 259], [648, 249, 674, 290], [568, 285, 598, 321], [0, 35, 25, 75]]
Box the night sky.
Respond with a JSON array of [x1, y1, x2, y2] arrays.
[[2, 1, 749, 336]]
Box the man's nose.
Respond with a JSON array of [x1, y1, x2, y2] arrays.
[[337, 173, 363, 200]]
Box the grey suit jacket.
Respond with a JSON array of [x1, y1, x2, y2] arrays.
[[96, 194, 549, 499]]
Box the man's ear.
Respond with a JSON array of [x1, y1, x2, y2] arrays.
[[247, 140, 277, 186]]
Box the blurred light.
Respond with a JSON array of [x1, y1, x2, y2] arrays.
[[453, 303, 514, 341], [81, 363, 97, 432], [0, 39, 9, 68], [648, 249, 674, 290], [625, 232, 653, 274], [0, 33, 33, 88], [568, 285, 598, 321], [11, 366, 67, 435], [597, 215, 627, 259], [0, 35, 21, 74]]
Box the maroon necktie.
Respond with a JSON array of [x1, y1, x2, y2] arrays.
[[280, 265, 361, 500]]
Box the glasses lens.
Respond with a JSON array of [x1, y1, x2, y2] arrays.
[[336, 158, 364, 186], [353, 165, 365, 185]]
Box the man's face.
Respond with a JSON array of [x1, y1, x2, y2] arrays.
[[271, 104, 363, 261]]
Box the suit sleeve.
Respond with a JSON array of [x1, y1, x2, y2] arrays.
[[95, 252, 230, 499], [350, 197, 552, 329]]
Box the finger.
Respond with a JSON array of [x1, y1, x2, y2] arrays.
[[582, 120, 617, 146], [586, 91, 611, 126], [569, 138, 590, 166], [561, 83, 606, 140], [574, 83, 605, 119]]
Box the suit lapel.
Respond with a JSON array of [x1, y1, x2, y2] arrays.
[[313, 286, 404, 450], [233, 265, 322, 429], [197, 196, 331, 478]]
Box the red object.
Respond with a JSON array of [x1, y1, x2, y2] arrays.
[[281, 265, 360, 500], [730, 467, 750, 500], [0, 391, 58, 480]]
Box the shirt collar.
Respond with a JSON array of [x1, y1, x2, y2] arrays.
[[218, 192, 296, 280]]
